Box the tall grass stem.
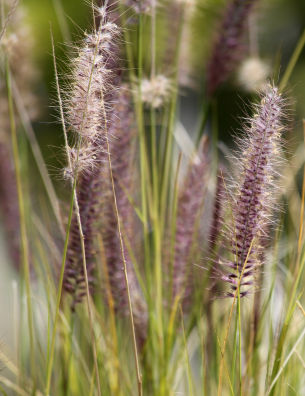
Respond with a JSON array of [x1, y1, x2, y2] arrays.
[[238, 288, 242, 396], [279, 27, 305, 90]]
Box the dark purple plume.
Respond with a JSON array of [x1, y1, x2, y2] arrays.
[[213, 84, 286, 298], [63, 174, 100, 311], [207, 0, 259, 97], [102, 91, 138, 314], [173, 136, 210, 304], [102, 90, 148, 349]]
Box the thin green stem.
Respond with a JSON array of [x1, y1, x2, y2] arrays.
[[160, 6, 184, 237], [137, 10, 151, 299], [65, 311, 76, 395], [180, 305, 194, 396], [195, 101, 211, 147], [150, 0, 156, 81], [151, 112, 158, 216], [280, 27, 305, 90], [47, 278, 50, 374], [231, 311, 238, 389], [121, 9, 135, 82], [160, 94, 177, 237], [0, 0, 18, 44], [10, 65, 64, 236], [52, 0, 72, 46], [151, 109, 164, 348], [6, 58, 36, 393], [0, 384, 8, 396], [266, 323, 305, 396], [238, 289, 242, 396], [169, 153, 182, 309]]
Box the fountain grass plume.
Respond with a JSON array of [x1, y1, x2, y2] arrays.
[[62, 4, 121, 309], [213, 83, 287, 298], [207, 0, 259, 97], [102, 89, 137, 314], [63, 173, 100, 311], [140, 75, 172, 108], [63, 4, 121, 179], [173, 135, 210, 304], [102, 88, 148, 349]]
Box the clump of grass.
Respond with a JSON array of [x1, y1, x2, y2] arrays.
[[1, 1, 305, 396]]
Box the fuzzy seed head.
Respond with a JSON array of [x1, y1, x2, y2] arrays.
[[207, 0, 258, 96], [173, 135, 210, 304], [63, 173, 100, 310], [63, 6, 121, 309], [214, 83, 286, 298], [64, 7, 120, 177], [100, 89, 148, 347], [140, 75, 172, 108], [102, 90, 138, 314], [238, 57, 270, 93]]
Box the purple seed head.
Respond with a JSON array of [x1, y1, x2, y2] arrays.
[[214, 83, 286, 298], [173, 135, 210, 304], [63, 174, 100, 311], [207, 0, 258, 97], [102, 90, 137, 314], [101, 89, 148, 347]]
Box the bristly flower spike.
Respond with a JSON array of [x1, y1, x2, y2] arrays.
[[140, 75, 172, 108], [214, 83, 287, 298], [173, 135, 210, 304], [238, 57, 270, 93], [102, 89, 148, 349], [63, 5, 121, 309], [207, 0, 259, 97], [64, 5, 121, 180]]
